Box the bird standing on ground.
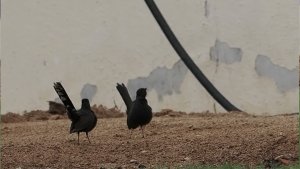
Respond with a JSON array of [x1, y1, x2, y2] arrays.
[[116, 83, 152, 138], [53, 82, 97, 144]]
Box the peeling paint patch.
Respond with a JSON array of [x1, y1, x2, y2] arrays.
[[127, 60, 188, 101], [255, 55, 298, 92], [210, 39, 243, 64], [80, 83, 98, 102], [204, 0, 209, 18]]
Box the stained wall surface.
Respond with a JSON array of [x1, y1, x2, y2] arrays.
[[1, 0, 299, 114]]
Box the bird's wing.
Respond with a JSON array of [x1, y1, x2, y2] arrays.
[[53, 82, 79, 121], [71, 110, 97, 133], [116, 83, 132, 114]]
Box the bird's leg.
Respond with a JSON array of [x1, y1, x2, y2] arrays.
[[77, 132, 80, 144], [129, 130, 133, 139], [141, 126, 145, 138], [86, 132, 91, 144]]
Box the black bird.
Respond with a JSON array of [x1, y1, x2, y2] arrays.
[[53, 82, 97, 144], [116, 83, 152, 137]]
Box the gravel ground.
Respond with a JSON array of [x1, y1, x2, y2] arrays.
[[1, 113, 298, 169]]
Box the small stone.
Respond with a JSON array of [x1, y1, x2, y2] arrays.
[[184, 157, 191, 161], [141, 150, 147, 154], [130, 159, 138, 164], [275, 155, 284, 160]]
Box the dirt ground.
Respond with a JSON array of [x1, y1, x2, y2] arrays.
[[1, 112, 299, 169]]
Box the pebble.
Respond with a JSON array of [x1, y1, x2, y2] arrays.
[[141, 150, 147, 154], [184, 157, 191, 161], [130, 159, 138, 164]]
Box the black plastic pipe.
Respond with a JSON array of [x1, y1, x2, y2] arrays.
[[144, 0, 241, 112]]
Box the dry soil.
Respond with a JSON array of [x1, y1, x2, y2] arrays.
[[1, 112, 299, 169]]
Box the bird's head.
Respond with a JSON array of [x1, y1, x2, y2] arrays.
[[136, 88, 147, 98], [81, 98, 91, 109]]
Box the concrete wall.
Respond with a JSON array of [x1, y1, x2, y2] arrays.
[[1, 0, 299, 115]]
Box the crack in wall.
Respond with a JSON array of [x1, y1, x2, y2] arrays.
[[204, 0, 209, 18]]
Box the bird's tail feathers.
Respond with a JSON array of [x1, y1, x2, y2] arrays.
[[53, 82, 79, 121], [116, 83, 132, 114]]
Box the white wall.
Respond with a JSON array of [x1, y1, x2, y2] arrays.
[[1, 0, 299, 115]]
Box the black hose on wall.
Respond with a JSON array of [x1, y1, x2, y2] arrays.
[[144, 0, 241, 112]]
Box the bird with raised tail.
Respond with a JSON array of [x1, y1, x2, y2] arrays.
[[116, 83, 152, 138], [53, 82, 97, 144]]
